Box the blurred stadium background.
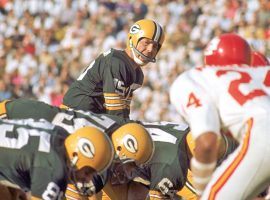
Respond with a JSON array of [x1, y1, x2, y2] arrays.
[[0, 0, 269, 122]]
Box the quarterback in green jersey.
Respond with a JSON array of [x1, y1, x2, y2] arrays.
[[0, 118, 114, 200], [62, 19, 165, 118]]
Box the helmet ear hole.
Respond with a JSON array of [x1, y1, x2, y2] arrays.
[[72, 152, 78, 157], [117, 146, 122, 151]]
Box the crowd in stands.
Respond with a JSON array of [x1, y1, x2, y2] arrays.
[[0, 0, 269, 122]]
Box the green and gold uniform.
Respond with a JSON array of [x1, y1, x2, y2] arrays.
[[0, 98, 130, 195], [140, 121, 191, 199], [63, 48, 144, 118], [0, 118, 69, 199], [2, 98, 129, 135]]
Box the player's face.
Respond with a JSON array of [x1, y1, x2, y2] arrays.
[[74, 166, 95, 183], [136, 38, 159, 62], [69, 166, 96, 196]]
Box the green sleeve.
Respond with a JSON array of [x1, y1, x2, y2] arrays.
[[6, 98, 59, 121]]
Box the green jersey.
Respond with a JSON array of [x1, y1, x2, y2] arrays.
[[4, 98, 131, 193], [63, 48, 144, 118], [140, 122, 238, 198], [0, 118, 69, 199], [140, 121, 190, 198], [5, 98, 129, 135]]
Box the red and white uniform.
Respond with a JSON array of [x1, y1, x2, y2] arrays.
[[170, 65, 270, 199]]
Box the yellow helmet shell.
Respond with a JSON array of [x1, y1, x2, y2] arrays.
[[65, 126, 114, 174], [127, 19, 165, 52], [111, 123, 154, 165]]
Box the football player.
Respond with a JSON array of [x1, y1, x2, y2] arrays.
[[62, 19, 165, 118], [170, 33, 270, 199], [0, 118, 114, 200], [100, 121, 238, 200]]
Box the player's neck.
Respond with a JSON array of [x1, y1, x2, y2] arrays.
[[124, 48, 140, 69]]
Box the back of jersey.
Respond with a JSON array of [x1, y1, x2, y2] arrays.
[[0, 119, 68, 198], [170, 66, 270, 139], [140, 121, 190, 194], [4, 98, 128, 135]]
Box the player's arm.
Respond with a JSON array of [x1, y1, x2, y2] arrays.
[[182, 132, 237, 200], [170, 73, 220, 196]]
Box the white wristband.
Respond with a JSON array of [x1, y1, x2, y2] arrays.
[[191, 158, 216, 171]]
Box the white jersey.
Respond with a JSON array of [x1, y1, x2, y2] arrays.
[[170, 65, 270, 140], [170, 65, 270, 199]]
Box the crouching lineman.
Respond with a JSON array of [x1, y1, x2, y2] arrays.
[[99, 121, 238, 200], [0, 118, 114, 200]]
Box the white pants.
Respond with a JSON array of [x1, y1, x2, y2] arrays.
[[202, 114, 270, 200]]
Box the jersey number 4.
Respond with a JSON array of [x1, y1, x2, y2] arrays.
[[216, 69, 270, 105]]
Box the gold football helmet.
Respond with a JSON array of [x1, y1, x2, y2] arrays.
[[111, 123, 154, 165], [127, 19, 165, 65], [65, 126, 114, 174]]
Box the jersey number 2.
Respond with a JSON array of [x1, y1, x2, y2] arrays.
[[216, 69, 268, 105]]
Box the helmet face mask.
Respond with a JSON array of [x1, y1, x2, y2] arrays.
[[110, 159, 138, 185], [204, 33, 251, 66], [127, 19, 165, 66], [68, 166, 96, 196]]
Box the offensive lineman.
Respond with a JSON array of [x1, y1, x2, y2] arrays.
[[0, 118, 114, 200]]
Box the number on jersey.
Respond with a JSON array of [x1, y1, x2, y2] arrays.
[[216, 69, 268, 105], [0, 124, 51, 152], [187, 92, 201, 108]]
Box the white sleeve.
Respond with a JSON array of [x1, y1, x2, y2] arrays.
[[170, 71, 220, 139]]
